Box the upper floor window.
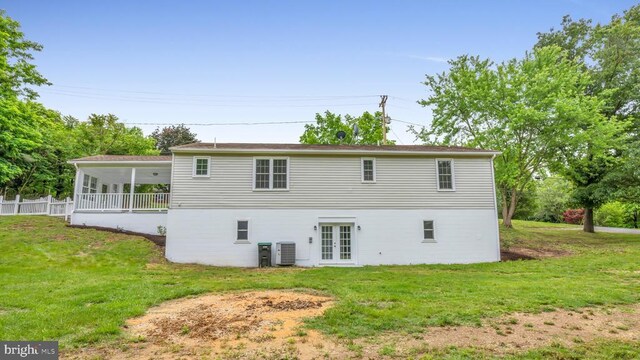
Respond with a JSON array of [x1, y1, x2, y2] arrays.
[[193, 157, 210, 177], [254, 158, 288, 190], [361, 158, 376, 183], [436, 159, 455, 191]]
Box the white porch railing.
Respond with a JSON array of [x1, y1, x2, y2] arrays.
[[74, 193, 169, 211], [0, 195, 74, 219]]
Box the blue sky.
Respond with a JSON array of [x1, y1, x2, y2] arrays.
[[3, 0, 637, 144]]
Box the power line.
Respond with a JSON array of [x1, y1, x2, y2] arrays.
[[390, 127, 405, 145], [391, 118, 424, 127], [40, 89, 377, 108], [51, 84, 381, 99], [125, 120, 315, 126]]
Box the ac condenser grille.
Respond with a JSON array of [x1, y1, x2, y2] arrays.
[[277, 242, 296, 266]]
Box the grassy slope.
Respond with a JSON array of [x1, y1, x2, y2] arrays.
[[0, 216, 639, 357]]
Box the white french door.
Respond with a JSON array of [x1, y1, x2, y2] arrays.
[[320, 224, 354, 263]]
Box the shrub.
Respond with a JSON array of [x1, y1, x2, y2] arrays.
[[595, 202, 626, 228], [533, 177, 573, 223], [563, 209, 584, 224]]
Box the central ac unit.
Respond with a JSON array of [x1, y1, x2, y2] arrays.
[[276, 242, 296, 266]]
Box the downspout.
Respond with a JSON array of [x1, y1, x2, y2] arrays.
[[490, 155, 501, 261]]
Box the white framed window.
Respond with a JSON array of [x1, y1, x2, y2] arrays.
[[192, 156, 210, 177], [82, 174, 98, 194], [423, 220, 436, 242], [111, 184, 119, 193], [253, 158, 289, 190], [361, 158, 376, 183], [236, 220, 249, 242], [436, 159, 455, 191]]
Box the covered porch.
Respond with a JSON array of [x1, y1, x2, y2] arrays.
[[68, 155, 172, 234]]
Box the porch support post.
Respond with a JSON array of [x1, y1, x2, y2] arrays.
[[129, 168, 136, 213], [73, 167, 83, 211]]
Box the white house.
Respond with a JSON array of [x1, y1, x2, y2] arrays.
[[69, 143, 501, 267]]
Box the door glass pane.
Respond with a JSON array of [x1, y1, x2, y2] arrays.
[[321, 225, 333, 260], [340, 225, 351, 260]]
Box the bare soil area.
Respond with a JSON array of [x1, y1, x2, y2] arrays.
[[64, 291, 640, 359], [501, 246, 571, 261]]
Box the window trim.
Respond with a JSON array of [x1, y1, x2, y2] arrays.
[[435, 158, 456, 192], [361, 157, 377, 183], [252, 157, 290, 191], [422, 220, 436, 243], [82, 174, 98, 194], [192, 156, 211, 178], [235, 219, 250, 244]]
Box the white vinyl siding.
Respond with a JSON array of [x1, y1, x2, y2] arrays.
[[253, 158, 288, 191], [436, 159, 455, 191], [193, 157, 210, 177], [361, 158, 376, 183], [171, 155, 495, 209]]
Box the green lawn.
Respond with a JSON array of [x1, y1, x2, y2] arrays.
[[1, 216, 639, 358]]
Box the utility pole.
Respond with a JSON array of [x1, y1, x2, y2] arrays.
[[379, 95, 388, 145]]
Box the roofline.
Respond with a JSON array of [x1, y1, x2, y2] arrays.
[[67, 160, 172, 165], [169, 147, 500, 157]]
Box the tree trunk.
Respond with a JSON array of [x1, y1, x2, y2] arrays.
[[583, 208, 595, 233], [501, 188, 518, 228], [501, 192, 510, 227]]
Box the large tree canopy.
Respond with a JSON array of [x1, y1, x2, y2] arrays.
[[536, 4, 640, 231], [300, 111, 392, 145], [414, 46, 604, 227], [70, 114, 158, 156], [151, 124, 199, 155], [0, 10, 50, 100]]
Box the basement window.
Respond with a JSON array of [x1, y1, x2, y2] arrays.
[[423, 220, 436, 243], [236, 220, 249, 242]]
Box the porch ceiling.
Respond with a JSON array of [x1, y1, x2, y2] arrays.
[[81, 166, 171, 184]]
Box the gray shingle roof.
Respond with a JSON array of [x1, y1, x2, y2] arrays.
[[171, 143, 496, 154]]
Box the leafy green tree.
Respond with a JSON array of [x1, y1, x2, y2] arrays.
[[0, 10, 50, 100], [532, 177, 574, 223], [536, 6, 640, 232], [414, 46, 602, 228], [151, 124, 199, 155], [300, 111, 392, 145], [70, 114, 158, 156]]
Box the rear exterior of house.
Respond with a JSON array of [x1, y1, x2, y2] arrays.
[[165, 143, 501, 267]]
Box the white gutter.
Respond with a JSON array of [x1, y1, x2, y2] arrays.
[[170, 148, 500, 157], [67, 160, 172, 165]]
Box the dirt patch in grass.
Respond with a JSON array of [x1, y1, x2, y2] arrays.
[[67, 290, 341, 359], [64, 294, 640, 359], [380, 304, 640, 357], [501, 246, 571, 261], [66, 224, 166, 247]]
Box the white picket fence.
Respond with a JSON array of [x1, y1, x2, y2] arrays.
[[0, 195, 74, 220]]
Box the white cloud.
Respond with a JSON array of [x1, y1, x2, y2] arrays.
[[404, 55, 449, 63]]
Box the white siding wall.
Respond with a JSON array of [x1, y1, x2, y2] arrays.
[[171, 154, 495, 209], [71, 212, 167, 235], [165, 208, 500, 267]]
